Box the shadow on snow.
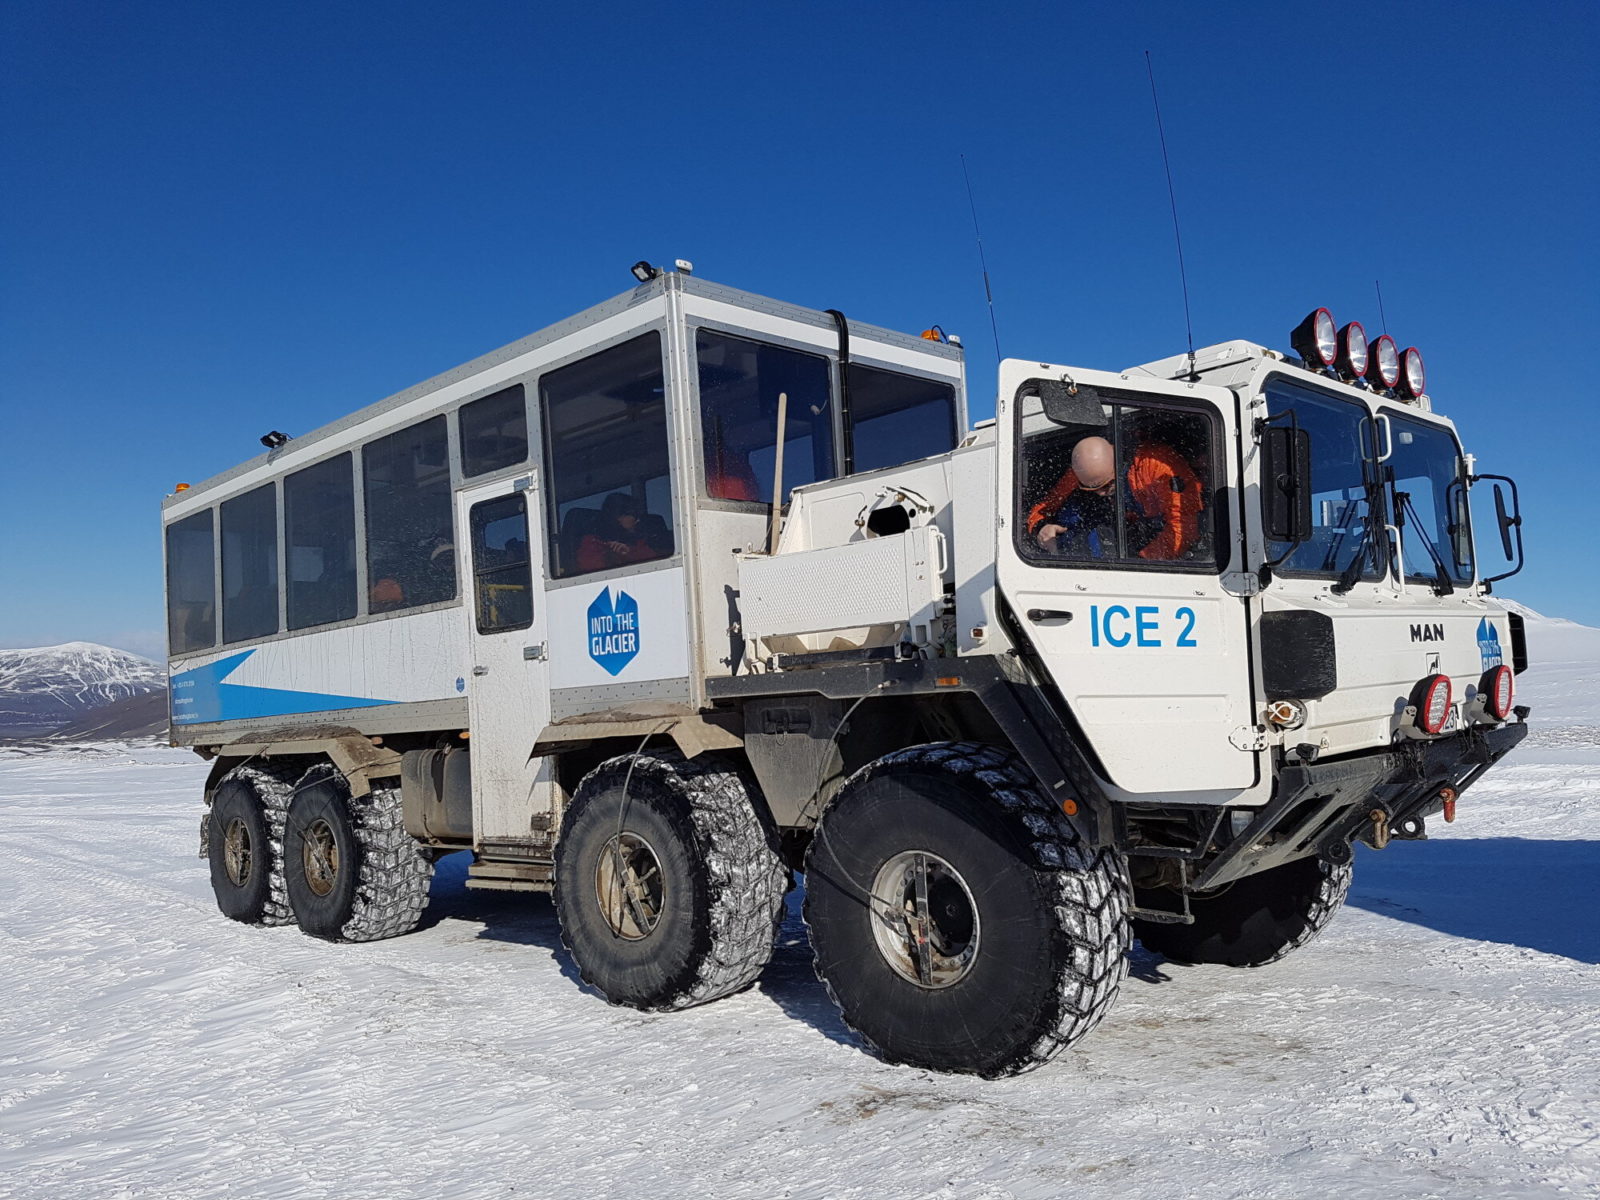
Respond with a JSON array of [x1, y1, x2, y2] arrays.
[[1344, 836, 1600, 964]]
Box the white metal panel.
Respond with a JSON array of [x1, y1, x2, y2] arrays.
[[740, 528, 944, 640], [545, 566, 692, 690]]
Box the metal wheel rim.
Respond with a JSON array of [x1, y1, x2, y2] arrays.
[[302, 817, 340, 898], [595, 832, 665, 941], [870, 849, 981, 989], [223, 817, 252, 887]]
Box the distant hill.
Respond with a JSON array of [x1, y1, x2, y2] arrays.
[[46, 688, 170, 742], [0, 643, 165, 738]]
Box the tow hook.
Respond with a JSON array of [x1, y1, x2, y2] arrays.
[[1368, 807, 1391, 850], [1439, 785, 1459, 823]]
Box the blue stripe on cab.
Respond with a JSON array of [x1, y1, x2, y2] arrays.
[[169, 649, 399, 725]]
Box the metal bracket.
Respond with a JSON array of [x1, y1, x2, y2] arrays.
[[1229, 724, 1270, 751], [523, 643, 547, 661]]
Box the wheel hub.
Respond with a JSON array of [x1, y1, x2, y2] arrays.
[[302, 817, 341, 898], [870, 850, 981, 989], [223, 817, 252, 887], [595, 832, 665, 940]]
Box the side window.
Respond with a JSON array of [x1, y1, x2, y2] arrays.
[[470, 493, 534, 633], [847, 365, 958, 474], [363, 415, 456, 613], [1017, 391, 1218, 570], [541, 332, 675, 579], [220, 483, 280, 643], [166, 509, 215, 654], [460, 384, 528, 479], [696, 329, 834, 503], [285, 453, 357, 630]]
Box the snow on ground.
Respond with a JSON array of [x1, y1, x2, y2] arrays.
[[4, 636, 1598, 1199]]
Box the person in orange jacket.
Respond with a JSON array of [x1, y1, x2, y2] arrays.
[[1027, 434, 1203, 561]]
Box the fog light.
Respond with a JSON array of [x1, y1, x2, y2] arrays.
[[1414, 674, 1453, 734], [1482, 665, 1514, 720]]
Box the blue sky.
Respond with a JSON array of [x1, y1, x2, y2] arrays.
[[3, 1, 1597, 656]]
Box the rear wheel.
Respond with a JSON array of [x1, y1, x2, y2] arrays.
[[207, 762, 298, 926], [1133, 855, 1353, 967], [283, 763, 435, 942], [554, 751, 787, 1011], [804, 742, 1130, 1078]]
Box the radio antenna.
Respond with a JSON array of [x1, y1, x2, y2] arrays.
[[1374, 279, 1390, 335], [1144, 50, 1196, 378], [960, 153, 1003, 366]]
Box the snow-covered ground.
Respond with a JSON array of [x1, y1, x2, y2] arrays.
[[4, 625, 1598, 1199]]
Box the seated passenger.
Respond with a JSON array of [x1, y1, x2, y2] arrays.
[[576, 493, 665, 573], [706, 441, 760, 502], [1027, 434, 1203, 561]]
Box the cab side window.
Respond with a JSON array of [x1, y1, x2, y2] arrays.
[[1018, 390, 1218, 569], [542, 332, 675, 579]]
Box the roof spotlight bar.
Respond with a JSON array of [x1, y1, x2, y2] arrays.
[[1290, 308, 1424, 400]]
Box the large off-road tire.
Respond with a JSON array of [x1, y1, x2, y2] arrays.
[[283, 762, 435, 942], [207, 762, 299, 926], [1133, 855, 1353, 967], [804, 741, 1131, 1078], [554, 750, 787, 1012]]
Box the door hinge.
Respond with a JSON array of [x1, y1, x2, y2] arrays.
[[523, 643, 547, 661], [1229, 724, 1269, 751]]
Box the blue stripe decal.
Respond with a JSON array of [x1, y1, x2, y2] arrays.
[[170, 650, 400, 725]]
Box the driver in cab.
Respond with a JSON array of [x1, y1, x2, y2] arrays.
[[1027, 434, 1202, 561]]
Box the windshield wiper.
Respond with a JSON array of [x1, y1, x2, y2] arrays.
[[1397, 490, 1455, 596], [1330, 477, 1386, 595]]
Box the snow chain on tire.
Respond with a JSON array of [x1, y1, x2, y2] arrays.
[[559, 751, 788, 1010], [808, 741, 1132, 1076], [216, 760, 303, 927], [296, 762, 436, 942]]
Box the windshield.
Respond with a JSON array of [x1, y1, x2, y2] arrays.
[[1387, 413, 1474, 587], [1263, 381, 1384, 581]]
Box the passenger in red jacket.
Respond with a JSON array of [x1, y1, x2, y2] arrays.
[[577, 494, 663, 573], [1028, 434, 1203, 561]]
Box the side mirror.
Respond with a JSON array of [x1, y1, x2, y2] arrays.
[[1263, 425, 1314, 543], [1471, 473, 1524, 583]]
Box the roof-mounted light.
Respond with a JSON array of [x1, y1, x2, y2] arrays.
[[1368, 334, 1400, 390], [1291, 308, 1338, 369], [1336, 321, 1368, 381], [1399, 346, 1426, 400]]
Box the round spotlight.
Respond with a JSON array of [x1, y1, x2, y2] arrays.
[[1368, 334, 1400, 390], [1414, 674, 1453, 735], [1336, 321, 1368, 380], [1482, 665, 1514, 721], [1400, 346, 1426, 399], [1292, 307, 1339, 369]]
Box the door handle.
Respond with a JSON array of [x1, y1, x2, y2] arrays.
[[472, 665, 490, 676], [1026, 608, 1073, 623]]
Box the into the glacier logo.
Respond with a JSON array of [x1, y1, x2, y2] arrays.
[[1477, 618, 1504, 670], [587, 587, 641, 676]]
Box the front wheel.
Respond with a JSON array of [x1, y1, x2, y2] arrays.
[[804, 742, 1130, 1078], [1133, 855, 1353, 967]]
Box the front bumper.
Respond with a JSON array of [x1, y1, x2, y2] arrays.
[[1192, 717, 1529, 890]]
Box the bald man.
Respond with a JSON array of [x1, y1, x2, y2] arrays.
[[1027, 433, 1203, 561]]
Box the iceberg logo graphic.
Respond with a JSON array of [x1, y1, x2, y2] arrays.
[[1477, 618, 1504, 670], [587, 587, 641, 676]]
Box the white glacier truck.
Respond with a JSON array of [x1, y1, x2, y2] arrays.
[[164, 268, 1529, 1076]]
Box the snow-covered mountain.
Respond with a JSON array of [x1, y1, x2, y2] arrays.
[[0, 642, 165, 737]]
